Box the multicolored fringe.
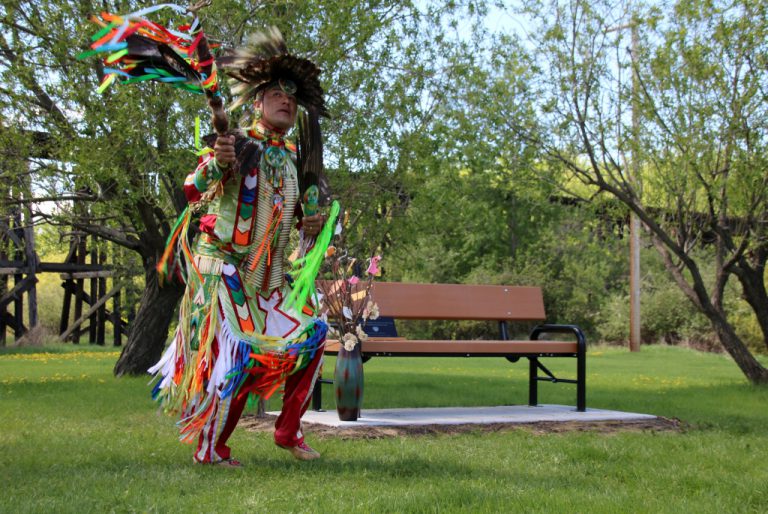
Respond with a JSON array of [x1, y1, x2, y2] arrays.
[[149, 289, 327, 443], [155, 206, 203, 287], [284, 200, 341, 313], [245, 203, 284, 273], [78, 4, 220, 96], [156, 116, 220, 288], [222, 320, 327, 402]]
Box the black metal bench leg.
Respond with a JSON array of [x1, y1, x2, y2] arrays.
[[577, 344, 586, 412], [530, 324, 588, 411], [312, 380, 322, 411], [529, 357, 538, 407]]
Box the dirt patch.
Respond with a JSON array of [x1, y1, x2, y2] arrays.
[[241, 414, 683, 440]]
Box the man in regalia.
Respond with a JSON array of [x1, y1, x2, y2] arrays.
[[150, 28, 331, 467]]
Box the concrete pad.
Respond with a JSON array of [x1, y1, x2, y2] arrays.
[[275, 404, 657, 428]]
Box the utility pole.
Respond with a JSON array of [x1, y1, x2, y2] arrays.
[[628, 13, 641, 352], [608, 9, 642, 352]]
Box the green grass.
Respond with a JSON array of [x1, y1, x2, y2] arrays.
[[1, 344, 767, 513]]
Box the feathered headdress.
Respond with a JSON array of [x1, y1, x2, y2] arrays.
[[217, 27, 329, 118]]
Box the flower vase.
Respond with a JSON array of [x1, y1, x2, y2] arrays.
[[334, 343, 364, 421]]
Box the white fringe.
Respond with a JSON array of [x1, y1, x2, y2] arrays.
[[194, 255, 224, 275], [209, 295, 243, 397], [147, 331, 180, 392]]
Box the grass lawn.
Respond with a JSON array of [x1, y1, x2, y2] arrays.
[[1, 343, 767, 513]]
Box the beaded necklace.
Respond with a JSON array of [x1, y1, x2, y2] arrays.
[[248, 124, 291, 194]]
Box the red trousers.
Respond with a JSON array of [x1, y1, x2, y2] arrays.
[[194, 345, 324, 463]]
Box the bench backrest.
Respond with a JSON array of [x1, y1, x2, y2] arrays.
[[369, 282, 545, 322]]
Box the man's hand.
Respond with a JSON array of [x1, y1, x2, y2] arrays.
[[302, 213, 326, 237], [214, 135, 236, 167]]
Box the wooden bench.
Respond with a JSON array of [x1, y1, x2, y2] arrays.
[[312, 282, 587, 412]]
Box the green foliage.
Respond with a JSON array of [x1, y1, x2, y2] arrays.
[[726, 291, 768, 356], [0, 0, 500, 248], [599, 286, 714, 348], [596, 242, 768, 354], [510, 0, 768, 380], [35, 255, 66, 334], [1, 345, 767, 512], [385, 155, 627, 340]]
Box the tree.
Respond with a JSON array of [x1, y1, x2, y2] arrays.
[[368, 24, 631, 340], [514, 0, 768, 382], [1, 0, 203, 373], [0, 0, 495, 374]]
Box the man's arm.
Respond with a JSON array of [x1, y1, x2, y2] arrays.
[[182, 135, 235, 202]]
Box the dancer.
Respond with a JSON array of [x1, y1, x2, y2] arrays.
[[150, 27, 332, 467]]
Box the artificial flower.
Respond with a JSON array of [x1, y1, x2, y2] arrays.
[[342, 332, 358, 351], [366, 255, 382, 276], [363, 301, 380, 320]]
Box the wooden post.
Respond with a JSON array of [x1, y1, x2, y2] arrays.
[[73, 236, 86, 343], [59, 285, 121, 342], [113, 289, 122, 346], [59, 240, 77, 339], [13, 274, 23, 338], [89, 247, 98, 343], [629, 15, 641, 352], [12, 210, 24, 339], [60, 278, 72, 338], [0, 228, 7, 347], [24, 206, 38, 331], [97, 251, 107, 345], [608, 14, 643, 353], [629, 214, 641, 351]]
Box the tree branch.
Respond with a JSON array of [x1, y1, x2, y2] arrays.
[[37, 212, 141, 250]]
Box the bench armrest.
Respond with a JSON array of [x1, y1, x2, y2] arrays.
[[529, 324, 586, 354], [530, 324, 587, 412]]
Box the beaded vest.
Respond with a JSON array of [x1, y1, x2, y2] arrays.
[[241, 126, 298, 295]]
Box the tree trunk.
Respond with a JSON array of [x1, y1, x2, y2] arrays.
[[113, 265, 184, 376], [731, 261, 768, 352], [706, 305, 768, 385], [649, 235, 768, 384]]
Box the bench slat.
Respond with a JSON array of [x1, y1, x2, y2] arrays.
[[371, 283, 546, 321], [325, 339, 577, 355]]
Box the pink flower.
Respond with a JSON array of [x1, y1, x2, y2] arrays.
[[366, 255, 382, 276], [348, 276, 360, 285]]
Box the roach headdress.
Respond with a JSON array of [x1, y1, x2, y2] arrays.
[[217, 27, 329, 118]]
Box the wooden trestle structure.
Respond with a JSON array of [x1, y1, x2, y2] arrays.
[[0, 211, 128, 346]]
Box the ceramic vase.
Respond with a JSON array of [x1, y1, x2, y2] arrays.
[[334, 343, 364, 421]]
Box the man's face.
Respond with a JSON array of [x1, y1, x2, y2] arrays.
[[258, 86, 298, 130]]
